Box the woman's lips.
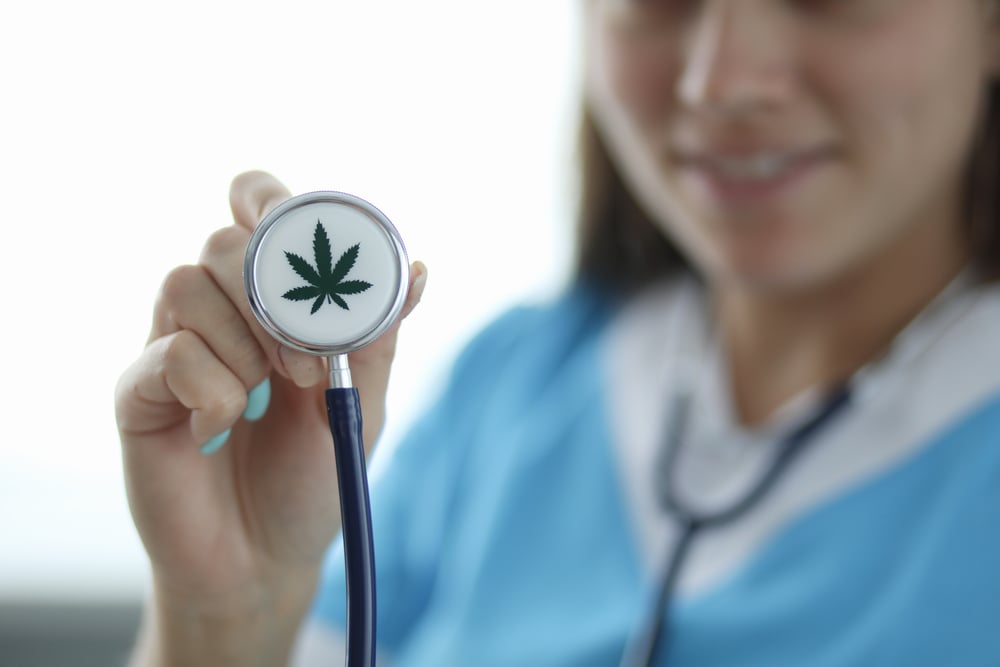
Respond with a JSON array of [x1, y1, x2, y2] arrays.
[[672, 147, 834, 205]]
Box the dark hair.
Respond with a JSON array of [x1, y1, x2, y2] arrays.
[[573, 81, 1000, 291], [968, 81, 1000, 280]]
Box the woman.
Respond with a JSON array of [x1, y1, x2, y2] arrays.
[[117, 0, 1000, 665]]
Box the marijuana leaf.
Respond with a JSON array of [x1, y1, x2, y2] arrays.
[[281, 221, 373, 314]]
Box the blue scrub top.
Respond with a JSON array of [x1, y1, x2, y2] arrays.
[[308, 282, 1000, 666]]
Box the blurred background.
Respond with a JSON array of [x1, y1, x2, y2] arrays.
[[0, 0, 580, 662]]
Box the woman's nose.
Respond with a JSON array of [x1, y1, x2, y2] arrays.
[[677, 1, 796, 118]]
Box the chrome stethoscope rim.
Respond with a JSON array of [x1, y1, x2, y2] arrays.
[[243, 190, 409, 357]]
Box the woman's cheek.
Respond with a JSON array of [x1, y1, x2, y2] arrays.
[[599, 25, 678, 125]]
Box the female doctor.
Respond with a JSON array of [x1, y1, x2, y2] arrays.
[[116, 0, 1000, 665]]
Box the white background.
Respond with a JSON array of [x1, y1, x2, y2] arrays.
[[0, 0, 581, 601]]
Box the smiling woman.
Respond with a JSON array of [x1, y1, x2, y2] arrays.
[[587, 0, 991, 291], [106, 0, 1000, 666]]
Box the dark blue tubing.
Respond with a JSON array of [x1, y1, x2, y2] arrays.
[[325, 387, 376, 667]]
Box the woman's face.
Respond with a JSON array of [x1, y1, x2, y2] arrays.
[[586, 0, 1000, 292]]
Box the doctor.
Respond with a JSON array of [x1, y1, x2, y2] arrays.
[[117, 0, 1000, 664]]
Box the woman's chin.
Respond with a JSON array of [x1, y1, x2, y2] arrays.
[[698, 240, 841, 296]]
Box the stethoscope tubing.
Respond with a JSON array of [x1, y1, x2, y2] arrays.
[[619, 384, 852, 667], [325, 387, 377, 667], [618, 519, 701, 667]]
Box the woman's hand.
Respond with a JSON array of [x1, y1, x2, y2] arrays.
[[115, 171, 426, 665]]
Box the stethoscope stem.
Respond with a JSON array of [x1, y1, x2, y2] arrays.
[[329, 353, 354, 389], [325, 354, 377, 667]]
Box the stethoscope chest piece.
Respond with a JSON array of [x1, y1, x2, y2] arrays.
[[244, 191, 408, 357]]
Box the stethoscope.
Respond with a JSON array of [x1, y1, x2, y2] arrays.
[[244, 191, 409, 667], [618, 377, 853, 667]]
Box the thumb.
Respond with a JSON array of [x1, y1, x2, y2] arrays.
[[228, 170, 293, 231]]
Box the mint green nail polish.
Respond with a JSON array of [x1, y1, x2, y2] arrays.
[[243, 378, 271, 422], [200, 429, 231, 456]]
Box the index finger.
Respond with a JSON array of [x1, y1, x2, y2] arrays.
[[228, 170, 292, 231]]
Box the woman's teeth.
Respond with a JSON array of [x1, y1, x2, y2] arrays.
[[711, 154, 794, 181]]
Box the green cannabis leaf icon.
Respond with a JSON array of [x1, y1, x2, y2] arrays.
[[281, 221, 373, 314]]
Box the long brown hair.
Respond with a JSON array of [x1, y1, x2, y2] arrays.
[[573, 81, 1000, 292]]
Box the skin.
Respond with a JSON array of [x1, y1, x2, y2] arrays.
[[116, 171, 427, 665], [586, 0, 1000, 423]]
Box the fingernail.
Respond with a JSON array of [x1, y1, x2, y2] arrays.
[[200, 429, 231, 456], [412, 271, 427, 302], [242, 378, 271, 422], [403, 264, 427, 316], [278, 346, 321, 388]]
